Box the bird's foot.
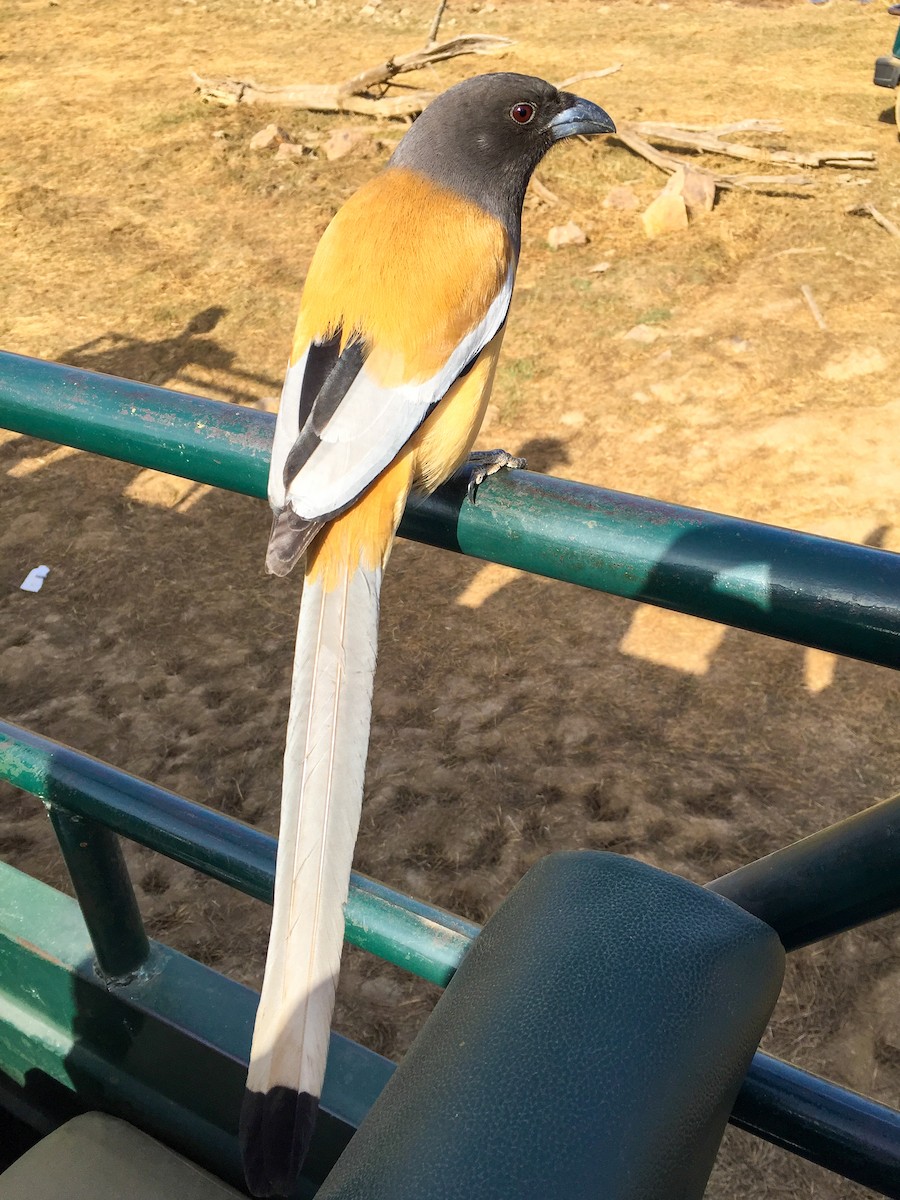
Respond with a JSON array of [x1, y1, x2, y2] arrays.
[[465, 449, 527, 504]]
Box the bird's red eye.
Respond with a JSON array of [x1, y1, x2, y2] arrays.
[[510, 101, 536, 125]]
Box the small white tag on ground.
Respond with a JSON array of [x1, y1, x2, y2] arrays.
[[20, 565, 50, 593]]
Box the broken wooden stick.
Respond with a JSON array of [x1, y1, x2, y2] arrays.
[[847, 201, 900, 239], [613, 126, 814, 192], [800, 284, 828, 331], [192, 76, 430, 117], [613, 116, 875, 195], [556, 64, 623, 89], [193, 33, 514, 116], [426, 0, 449, 47], [337, 34, 513, 98], [627, 120, 875, 170]]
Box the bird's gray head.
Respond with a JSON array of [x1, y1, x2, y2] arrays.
[[390, 73, 615, 246]]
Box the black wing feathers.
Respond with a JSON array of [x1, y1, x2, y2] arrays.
[[266, 333, 367, 577], [281, 336, 367, 490]]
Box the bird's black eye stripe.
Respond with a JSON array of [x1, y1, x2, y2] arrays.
[[510, 101, 536, 125]]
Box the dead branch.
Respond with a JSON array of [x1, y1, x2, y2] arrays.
[[620, 119, 875, 172], [847, 201, 900, 239], [427, 0, 449, 47], [337, 34, 513, 98], [192, 74, 432, 116], [800, 284, 828, 331], [192, 33, 514, 117], [613, 126, 814, 192], [527, 176, 560, 206], [659, 119, 784, 135], [556, 64, 623, 89]]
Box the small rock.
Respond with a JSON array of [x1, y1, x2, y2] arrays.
[[675, 167, 716, 215], [560, 410, 585, 428], [211, 129, 229, 140], [648, 380, 683, 404], [547, 220, 587, 249], [603, 185, 640, 211], [249, 123, 293, 150], [275, 141, 312, 161], [726, 335, 752, 354], [820, 347, 887, 381], [323, 128, 366, 161], [660, 166, 715, 217], [587, 261, 611, 274], [641, 190, 688, 238], [622, 323, 663, 344]]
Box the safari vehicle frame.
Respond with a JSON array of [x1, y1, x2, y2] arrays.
[[0, 349, 898, 1196]]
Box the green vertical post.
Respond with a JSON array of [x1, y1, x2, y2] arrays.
[[45, 806, 151, 981], [893, 22, 900, 58]]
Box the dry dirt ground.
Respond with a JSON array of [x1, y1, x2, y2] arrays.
[[2, 0, 900, 1195]]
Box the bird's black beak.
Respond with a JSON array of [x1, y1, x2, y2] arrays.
[[549, 94, 616, 141]]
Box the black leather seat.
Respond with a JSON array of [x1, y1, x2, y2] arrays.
[[317, 851, 784, 1199]]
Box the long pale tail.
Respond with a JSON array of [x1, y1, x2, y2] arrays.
[[240, 559, 382, 1196]]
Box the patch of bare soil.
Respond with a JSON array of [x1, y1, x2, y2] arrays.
[[1, 1, 899, 1196]]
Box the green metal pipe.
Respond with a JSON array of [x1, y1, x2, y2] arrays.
[[405, 474, 900, 670], [1, 350, 898, 667], [0, 720, 476, 987], [732, 1052, 900, 1199], [0, 350, 269, 497], [45, 805, 151, 980], [707, 792, 900, 950], [0, 860, 395, 1194], [3, 721, 900, 1194]]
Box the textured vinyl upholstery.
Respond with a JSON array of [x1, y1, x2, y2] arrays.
[[0, 1111, 243, 1199], [317, 851, 785, 1200]]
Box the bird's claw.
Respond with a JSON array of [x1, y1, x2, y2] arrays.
[[465, 449, 527, 504]]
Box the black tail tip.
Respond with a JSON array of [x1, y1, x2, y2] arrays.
[[240, 1086, 319, 1197]]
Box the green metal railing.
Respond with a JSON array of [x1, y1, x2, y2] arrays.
[[1, 350, 898, 667], [0, 721, 476, 987], [1, 349, 900, 1196], [1, 717, 899, 1195]]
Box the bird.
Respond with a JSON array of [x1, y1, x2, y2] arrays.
[[239, 71, 615, 1197]]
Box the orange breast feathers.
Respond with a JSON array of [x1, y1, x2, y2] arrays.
[[290, 167, 512, 383], [296, 167, 513, 592]]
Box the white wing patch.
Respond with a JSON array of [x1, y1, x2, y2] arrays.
[[268, 268, 514, 522], [268, 343, 310, 513]]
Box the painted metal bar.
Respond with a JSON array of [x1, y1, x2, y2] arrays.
[[44, 805, 151, 980], [5, 712, 900, 980], [4, 764, 900, 1198], [708, 794, 900, 950], [406, 475, 900, 671], [732, 1052, 900, 1199], [0, 720, 477, 987], [1, 350, 898, 668], [0, 350, 269, 497], [0, 859, 394, 1195]]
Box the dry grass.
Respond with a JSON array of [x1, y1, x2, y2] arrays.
[[2, 1, 900, 1196]]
